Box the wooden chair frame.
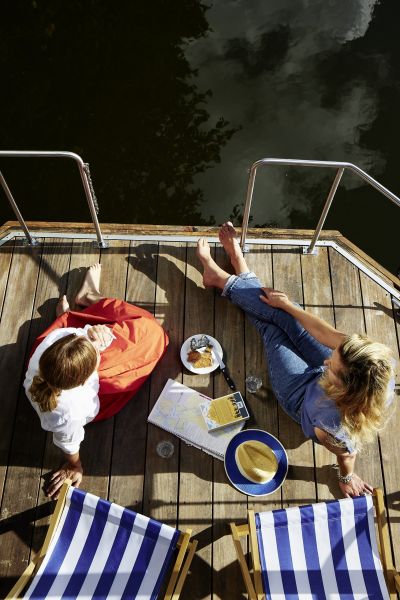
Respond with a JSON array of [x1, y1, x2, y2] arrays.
[[6, 480, 198, 600], [230, 488, 400, 600]]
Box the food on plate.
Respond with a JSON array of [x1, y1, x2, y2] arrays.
[[187, 344, 214, 369], [235, 440, 278, 484]]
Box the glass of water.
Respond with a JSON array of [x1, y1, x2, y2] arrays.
[[156, 440, 174, 458], [245, 375, 263, 394]]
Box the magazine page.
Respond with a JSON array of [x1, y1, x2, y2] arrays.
[[148, 379, 244, 460]]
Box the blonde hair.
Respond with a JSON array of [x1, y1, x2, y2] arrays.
[[320, 334, 394, 449], [29, 334, 98, 412]]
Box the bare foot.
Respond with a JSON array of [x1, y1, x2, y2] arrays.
[[75, 263, 103, 307], [196, 238, 230, 289], [56, 295, 70, 317], [219, 222, 249, 274]]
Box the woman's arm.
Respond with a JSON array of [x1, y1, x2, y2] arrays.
[[46, 452, 83, 499], [260, 288, 346, 350], [314, 427, 373, 497], [49, 421, 87, 499]]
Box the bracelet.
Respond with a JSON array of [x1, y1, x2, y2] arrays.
[[337, 472, 353, 484]]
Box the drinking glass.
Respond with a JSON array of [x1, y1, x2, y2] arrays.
[[156, 440, 174, 458], [245, 375, 262, 394]]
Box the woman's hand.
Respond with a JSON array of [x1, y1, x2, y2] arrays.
[[339, 473, 374, 498], [87, 324, 114, 351], [45, 459, 83, 500], [260, 288, 292, 310]]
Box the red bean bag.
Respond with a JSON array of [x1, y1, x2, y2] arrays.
[[30, 298, 169, 420]]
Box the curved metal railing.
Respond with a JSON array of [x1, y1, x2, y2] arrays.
[[240, 158, 400, 253], [0, 150, 107, 248]]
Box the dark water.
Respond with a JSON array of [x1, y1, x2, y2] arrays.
[[1, 1, 399, 274]]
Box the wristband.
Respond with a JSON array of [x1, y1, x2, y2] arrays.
[[337, 472, 353, 484]]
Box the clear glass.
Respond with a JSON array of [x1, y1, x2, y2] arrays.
[[245, 375, 263, 394], [156, 440, 175, 458]]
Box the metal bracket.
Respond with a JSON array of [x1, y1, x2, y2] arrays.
[[22, 237, 40, 247], [92, 239, 109, 249], [302, 245, 318, 255]]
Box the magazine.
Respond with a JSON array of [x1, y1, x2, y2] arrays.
[[147, 378, 245, 460], [199, 391, 249, 431]]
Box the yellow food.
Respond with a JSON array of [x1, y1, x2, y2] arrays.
[[187, 345, 213, 368], [235, 440, 278, 484]]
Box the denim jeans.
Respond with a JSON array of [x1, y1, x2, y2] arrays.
[[223, 272, 332, 423]]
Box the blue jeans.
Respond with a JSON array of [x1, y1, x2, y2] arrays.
[[223, 272, 332, 423]]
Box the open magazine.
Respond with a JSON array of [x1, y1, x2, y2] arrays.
[[147, 378, 245, 460]]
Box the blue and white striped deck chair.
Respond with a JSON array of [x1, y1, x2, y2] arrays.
[[6, 480, 197, 600], [230, 489, 400, 600]]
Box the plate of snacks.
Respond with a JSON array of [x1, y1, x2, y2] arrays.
[[180, 334, 223, 374]]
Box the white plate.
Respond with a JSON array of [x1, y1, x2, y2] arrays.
[[180, 334, 223, 374]]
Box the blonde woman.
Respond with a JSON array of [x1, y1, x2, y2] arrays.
[[24, 264, 168, 499], [196, 223, 395, 497]]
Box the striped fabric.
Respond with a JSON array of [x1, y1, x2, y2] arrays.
[[256, 495, 389, 600], [24, 488, 180, 600]]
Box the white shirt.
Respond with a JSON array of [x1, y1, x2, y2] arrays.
[[24, 326, 100, 455]]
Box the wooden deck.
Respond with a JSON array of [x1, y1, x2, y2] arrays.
[[0, 231, 399, 599]]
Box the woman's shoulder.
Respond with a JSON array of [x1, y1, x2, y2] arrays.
[[29, 327, 78, 363]]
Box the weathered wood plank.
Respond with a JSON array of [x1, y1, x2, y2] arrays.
[[301, 248, 337, 501], [0, 241, 14, 319], [142, 242, 186, 527], [329, 248, 384, 494], [244, 246, 282, 514], [2, 220, 342, 240], [272, 245, 317, 508], [109, 241, 159, 512], [180, 243, 214, 600], [84, 240, 130, 499], [212, 246, 247, 600], [336, 236, 400, 288], [0, 241, 42, 593], [36, 242, 102, 505], [0, 240, 72, 587], [359, 270, 400, 566]]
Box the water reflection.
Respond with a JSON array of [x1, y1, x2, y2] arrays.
[[186, 0, 399, 272], [187, 0, 383, 218], [1, 1, 399, 272], [0, 1, 236, 225]]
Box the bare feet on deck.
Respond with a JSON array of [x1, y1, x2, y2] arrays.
[[196, 238, 230, 290], [75, 263, 103, 307], [56, 295, 70, 317], [219, 222, 249, 274]]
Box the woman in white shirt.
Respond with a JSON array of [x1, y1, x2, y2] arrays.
[[24, 263, 168, 499]]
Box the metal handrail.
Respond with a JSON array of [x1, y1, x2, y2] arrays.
[[240, 158, 400, 254], [0, 150, 107, 248]]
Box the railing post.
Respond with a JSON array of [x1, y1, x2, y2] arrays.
[[240, 164, 258, 251], [79, 164, 108, 248], [0, 151, 108, 248], [305, 167, 345, 255], [0, 170, 39, 246]]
